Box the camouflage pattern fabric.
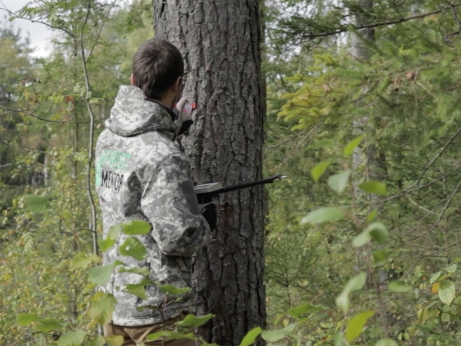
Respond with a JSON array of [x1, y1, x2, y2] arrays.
[[95, 85, 210, 326]]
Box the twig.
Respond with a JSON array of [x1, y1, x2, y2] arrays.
[[0, 105, 68, 123], [0, 163, 12, 169], [292, 3, 461, 40], [451, 4, 461, 35], [80, 0, 99, 256], [0, 1, 76, 38], [427, 177, 461, 233], [86, 1, 118, 63], [416, 124, 461, 186]]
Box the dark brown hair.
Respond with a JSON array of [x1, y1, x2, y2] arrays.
[[132, 38, 184, 100]]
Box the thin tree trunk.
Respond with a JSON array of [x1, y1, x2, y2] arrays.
[[351, 0, 389, 338], [153, 1, 266, 344]]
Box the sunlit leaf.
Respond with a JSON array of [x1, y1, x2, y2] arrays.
[[388, 281, 412, 293], [352, 231, 371, 247], [105, 335, 124, 346], [119, 237, 147, 261], [359, 181, 387, 196], [70, 253, 99, 270], [124, 278, 153, 299], [121, 220, 152, 235], [16, 313, 39, 326], [327, 170, 351, 194], [57, 330, 86, 346], [366, 222, 388, 243], [438, 280, 455, 305], [373, 250, 387, 263], [24, 195, 49, 213], [288, 303, 324, 317], [441, 312, 450, 322], [345, 310, 375, 343], [445, 264, 457, 273], [261, 329, 289, 342], [336, 272, 367, 314], [100, 225, 121, 252], [240, 327, 262, 346], [430, 271, 442, 284], [311, 161, 331, 182], [176, 314, 215, 328], [300, 207, 345, 225], [158, 283, 191, 296], [35, 318, 63, 333], [90, 292, 117, 325], [344, 135, 364, 157], [88, 337, 106, 346]]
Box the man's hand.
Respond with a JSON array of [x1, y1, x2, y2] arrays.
[[201, 203, 217, 230]]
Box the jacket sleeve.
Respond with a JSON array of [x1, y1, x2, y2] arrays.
[[140, 154, 210, 256]]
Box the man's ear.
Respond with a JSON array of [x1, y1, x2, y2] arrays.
[[130, 74, 136, 86], [172, 76, 182, 93]]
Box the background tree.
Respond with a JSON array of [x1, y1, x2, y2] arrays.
[[152, 1, 266, 345]]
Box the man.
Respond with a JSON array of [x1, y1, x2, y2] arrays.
[[95, 38, 215, 345]]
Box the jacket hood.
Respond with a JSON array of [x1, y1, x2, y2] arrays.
[[105, 85, 177, 137]]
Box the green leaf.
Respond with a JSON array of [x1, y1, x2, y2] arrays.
[[146, 330, 194, 341], [89, 337, 106, 346], [439, 280, 456, 305], [158, 283, 192, 295], [70, 253, 99, 270], [90, 292, 117, 325], [35, 318, 63, 332], [373, 250, 387, 263], [124, 278, 153, 299], [430, 271, 442, 284], [100, 225, 121, 253], [121, 220, 152, 235], [288, 303, 324, 317], [119, 237, 147, 261], [388, 281, 412, 293], [336, 273, 367, 314], [105, 335, 124, 346], [441, 312, 450, 322], [367, 209, 378, 222], [327, 170, 351, 194], [88, 263, 115, 286], [16, 313, 39, 326], [335, 332, 344, 346], [375, 339, 398, 346], [445, 264, 457, 273], [366, 222, 389, 243], [176, 314, 215, 328], [345, 310, 375, 343], [57, 330, 86, 346], [344, 135, 364, 157], [359, 181, 387, 196], [311, 161, 331, 182], [23, 195, 49, 213], [300, 207, 345, 225], [119, 267, 150, 276], [352, 231, 371, 247], [240, 327, 263, 346], [261, 329, 289, 342]]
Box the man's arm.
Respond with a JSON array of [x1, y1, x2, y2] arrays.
[[141, 154, 211, 257]]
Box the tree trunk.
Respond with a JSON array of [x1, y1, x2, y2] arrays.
[[152, 1, 266, 345]]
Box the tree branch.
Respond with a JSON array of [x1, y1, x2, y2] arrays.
[[0, 1, 76, 39], [292, 3, 461, 40], [0, 105, 69, 123], [80, 0, 99, 256]]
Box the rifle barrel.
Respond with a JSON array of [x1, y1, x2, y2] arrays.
[[220, 174, 285, 193]]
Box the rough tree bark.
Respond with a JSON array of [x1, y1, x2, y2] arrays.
[[152, 1, 266, 345]]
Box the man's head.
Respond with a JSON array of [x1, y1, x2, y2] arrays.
[[131, 38, 184, 108]]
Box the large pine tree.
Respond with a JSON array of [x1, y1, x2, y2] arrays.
[[152, 1, 266, 344]]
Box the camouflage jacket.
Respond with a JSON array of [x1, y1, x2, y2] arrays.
[[95, 85, 210, 326]]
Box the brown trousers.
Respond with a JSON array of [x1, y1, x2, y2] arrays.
[[103, 315, 195, 346]]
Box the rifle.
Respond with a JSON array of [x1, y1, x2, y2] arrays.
[[194, 174, 287, 204]]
